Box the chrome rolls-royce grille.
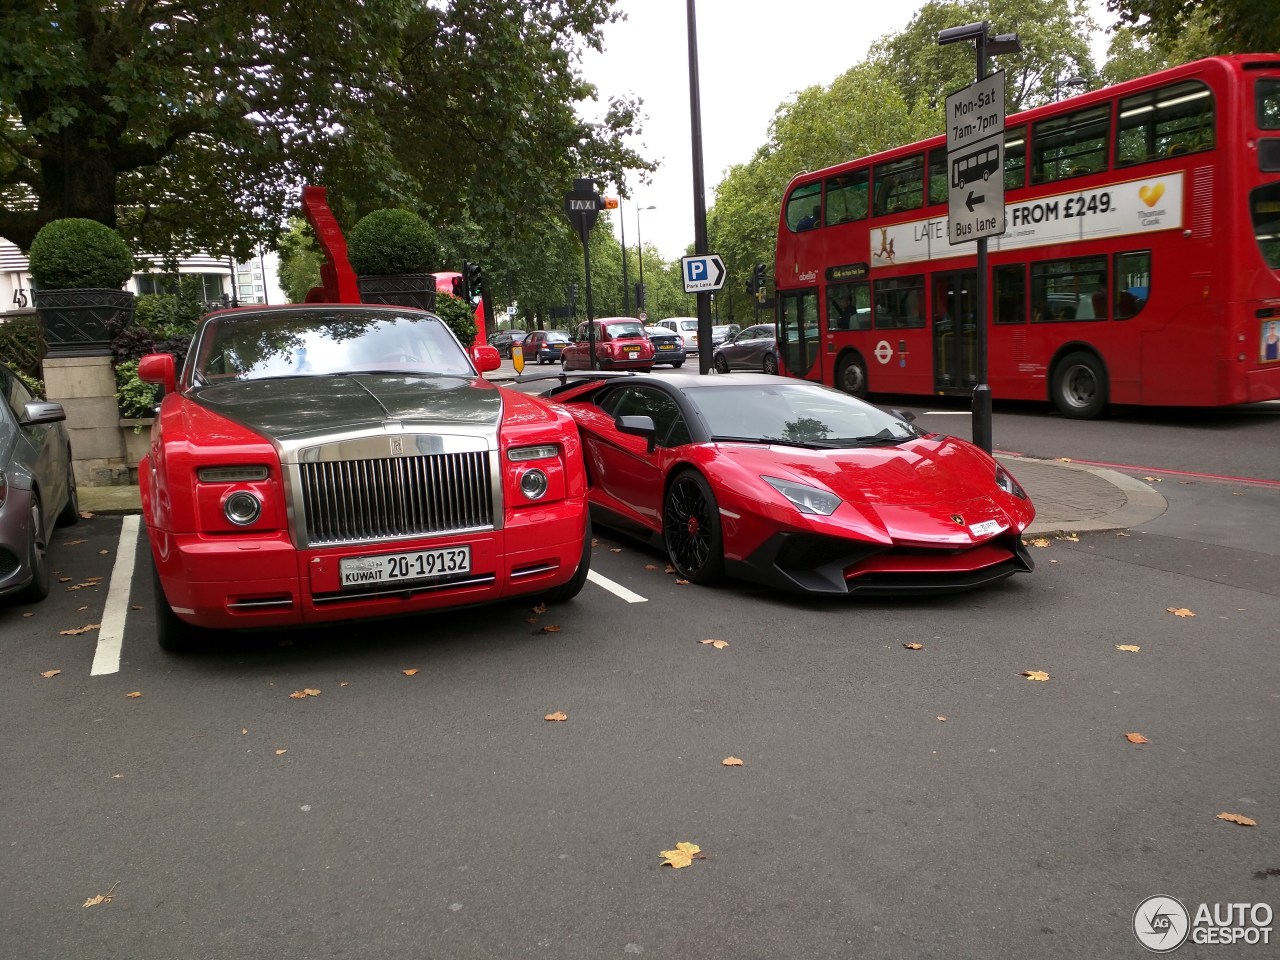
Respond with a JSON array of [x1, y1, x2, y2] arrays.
[[299, 451, 494, 545]]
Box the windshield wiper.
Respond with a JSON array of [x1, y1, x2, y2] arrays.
[[712, 435, 825, 449]]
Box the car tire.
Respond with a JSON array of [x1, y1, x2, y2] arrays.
[[762, 352, 778, 376], [151, 557, 203, 653], [14, 499, 50, 604], [543, 520, 592, 604], [672, 361, 684, 369], [713, 354, 729, 374], [1052, 350, 1108, 419], [836, 353, 869, 399], [55, 457, 80, 527], [663, 470, 725, 584]]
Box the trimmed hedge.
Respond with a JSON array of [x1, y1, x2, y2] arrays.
[[28, 218, 133, 290], [433, 292, 478, 346], [346, 209, 440, 276]]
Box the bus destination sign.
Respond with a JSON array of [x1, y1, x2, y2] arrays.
[[946, 71, 1006, 245]]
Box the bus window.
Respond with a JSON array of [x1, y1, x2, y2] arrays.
[[1114, 251, 1151, 319], [825, 170, 869, 225], [1116, 80, 1214, 166], [1032, 104, 1110, 183], [828, 281, 871, 331], [873, 275, 926, 329], [1250, 182, 1280, 269], [1259, 79, 1280, 129], [993, 265, 1027, 325], [872, 154, 924, 216], [1031, 256, 1108, 322], [1005, 129, 1026, 191], [927, 149, 948, 206], [785, 182, 822, 232]]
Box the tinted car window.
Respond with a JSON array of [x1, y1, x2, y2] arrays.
[[603, 321, 646, 339], [685, 382, 917, 446], [610, 386, 687, 446]]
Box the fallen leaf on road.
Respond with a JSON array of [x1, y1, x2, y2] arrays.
[[644, 564, 657, 570], [544, 711, 568, 721], [699, 638, 728, 649], [275, 749, 287, 755], [1057, 457, 1072, 463], [1166, 607, 1195, 618], [903, 642, 924, 650], [339, 682, 349, 687], [82, 882, 119, 908], [660, 842, 705, 869], [1124, 732, 1149, 744], [288, 688, 321, 699], [1142, 476, 1162, 482], [1116, 532, 1131, 537], [126, 691, 141, 699], [1027, 537, 1052, 548], [58, 577, 71, 583], [1021, 670, 1050, 681], [664, 564, 676, 574], [402, 669, 419, 677], [98, 549, 109, 555], [1216, 812, 1257, 827], [130, 604, 143, 610], [1115, 644, 1141, 652], [937, 716, 947, 722], [675, 578, 690, 585], [40, 669, 61, 678], [537, 625, 561, 634], [79, 511, 94, 519], [241, 728, 248, 736], [21, 612, 32, 617], [532, 602, 546, 614], [63, 539, 86, 546], [722, 757, 744, 766], [59, 623, 100, 636], [609, 547, 622, 553]]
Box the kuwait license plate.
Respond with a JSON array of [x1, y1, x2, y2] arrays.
[[340, 546, 471, 588]]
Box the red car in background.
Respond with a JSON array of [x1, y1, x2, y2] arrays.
[[137, 303, 592, 652], [560, 318, 655, 372], [542, 372, 1035, 595]]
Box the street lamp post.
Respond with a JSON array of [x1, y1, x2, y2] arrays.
[[1054, 74, 1087, 100], [636, 204, 656, 317], [620, 206, 630, 316]]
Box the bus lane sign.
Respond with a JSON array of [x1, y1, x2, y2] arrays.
[[946, 71, 1006, 245]]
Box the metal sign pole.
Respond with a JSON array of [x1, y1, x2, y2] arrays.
[[973, 30, 992, 454]]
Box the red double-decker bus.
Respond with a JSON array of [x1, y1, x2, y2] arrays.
[[773, 54, 1280, 418]]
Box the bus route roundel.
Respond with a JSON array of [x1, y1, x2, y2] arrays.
[[874, 340, 893, 364]]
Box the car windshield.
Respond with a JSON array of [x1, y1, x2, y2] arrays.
[[190, 308, 476, 383], [604, 321, 646, 339], [684, 382, 918, 447], [545, 331, 570, 343]]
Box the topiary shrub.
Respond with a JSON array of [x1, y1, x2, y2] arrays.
[[346, 209, 440, 276], [114, 360, 161, 420], [433, 292, 478, 347], [28, 218, 134, 290]]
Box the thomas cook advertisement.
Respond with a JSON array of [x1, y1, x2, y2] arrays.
[[871, 172, 1185, 268]]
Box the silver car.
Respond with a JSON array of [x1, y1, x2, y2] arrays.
[[712, 323, 779, 375], [0, 364, 78, 604]]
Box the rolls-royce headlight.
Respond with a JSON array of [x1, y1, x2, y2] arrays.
[[762, 476, 842, 516], [508, 445, 558, 462], [200, 465, 270, 482], [224, 490, 262, 525], [519, 468, 549, 501]]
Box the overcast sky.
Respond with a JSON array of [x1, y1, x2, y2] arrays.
[[579, 0, 1115, 261]]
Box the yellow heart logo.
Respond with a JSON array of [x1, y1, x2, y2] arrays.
[[1138, 183, 1164, 207]]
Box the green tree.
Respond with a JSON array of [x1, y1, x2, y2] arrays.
[[0, 1, 652, 264], [1105, 0, 1279, 55], [276, 219, 323, 305]]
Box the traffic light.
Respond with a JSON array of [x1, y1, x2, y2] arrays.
[[466, 261, 485, 298], [753, 263, 767, 295], [450, 275, 466, 299], [634, 282, 646, 311]]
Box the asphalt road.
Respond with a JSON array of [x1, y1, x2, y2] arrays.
[[4, 450, 1278, 959]]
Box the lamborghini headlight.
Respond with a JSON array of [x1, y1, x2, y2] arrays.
[[762, 476, 842, 516], [995, 465, 1028, 500]]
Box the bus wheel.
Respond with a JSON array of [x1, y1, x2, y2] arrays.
[[836, 354, 868, 398], [1052, 351, 1108, 419]]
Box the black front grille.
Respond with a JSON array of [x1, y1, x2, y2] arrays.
[[299, 451, 494, 545]]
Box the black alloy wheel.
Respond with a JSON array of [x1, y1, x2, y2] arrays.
[[713, 354, 730, 374], [663, 470, 725, 584], [762, 352, 778, 376]]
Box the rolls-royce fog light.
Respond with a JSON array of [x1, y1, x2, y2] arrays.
[[519, 468, 549, 500], [224, 490, 262, 525]]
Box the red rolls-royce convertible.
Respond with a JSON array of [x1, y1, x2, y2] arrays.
[[138, 304, 591, 652]]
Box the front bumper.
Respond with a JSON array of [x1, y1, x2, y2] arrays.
[[150, 501, 588, 629]]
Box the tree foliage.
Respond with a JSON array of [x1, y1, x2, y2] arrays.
[[1105, 0, 1279, 55]]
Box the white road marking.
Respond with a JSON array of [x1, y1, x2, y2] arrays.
[[587, 569, 648, 603], [91, 515, 140, 676], [922, 410, 969, 415]]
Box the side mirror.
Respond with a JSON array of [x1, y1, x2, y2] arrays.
[[138, 353, 177, 394], [615, 414, 657, 453], [471, 344, 501, 373], [19, 400, 66, 427], [889, 408, 916, 423]]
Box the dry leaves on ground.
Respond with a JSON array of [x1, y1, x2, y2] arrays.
[[537, 625, 562, 634], [544, 711, 568, 721], [79, 512, 94, 519], [1115, 644, 1141, 652], [1056, 532, 1080, 542], [402, 669, 419, 677], [63, 539, 86, 546], [675, 578, 690, 585], [126, 692, 141, 699], [288, 688, 321, 699], [644, 564, 657, 571], [937, 716, 947, 722], [609, 547, 622, 553], [1026, 537, 1052, 548], [903, 642, 924, 650], [532, 602, 547, 614], [40, 669, 61, 678], [82, 882, 119, 908], [660, 842, 705, 869], [1166, 607, 1195, 618], [59, 623, 100, 636], [664, 564, 676, 574], [1125, 732, 1150, 744], [1021, 670, 1050, 682], [699, 638, 729, 650], [275, 749, 287, 756], [1142, 476, 1162, 482], [1216, 812, 1257, 827], [722, 757, 743, 766]]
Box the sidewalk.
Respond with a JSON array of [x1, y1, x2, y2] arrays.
[[77, 454, 1165, 538]]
